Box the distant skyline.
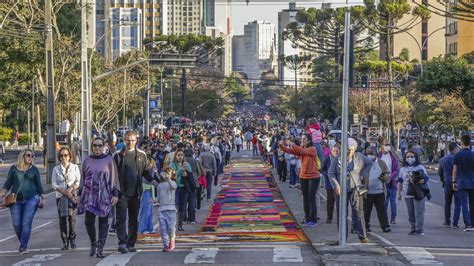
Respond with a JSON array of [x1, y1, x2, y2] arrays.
[[230, 0, 364, 35]]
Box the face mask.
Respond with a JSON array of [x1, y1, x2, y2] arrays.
[[329, 139, 336, 147], [384, 145, 391, 152], [406, 157, 416, 165], [367, 155, 376, 161]]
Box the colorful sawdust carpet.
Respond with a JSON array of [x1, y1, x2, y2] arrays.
[[138, 161, 307, 244]]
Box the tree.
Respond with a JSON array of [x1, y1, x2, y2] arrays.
[[278, 54, 311, 95], [363, 0, 430, 148], [283, 6, 375, 81], [416, 55, 474, 109]]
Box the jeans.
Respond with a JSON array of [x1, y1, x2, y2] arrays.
[[176, 187, 189, 225], [84, 211, 109, 248], [56, 198, 77, 243], [158, 210, 176, 247], [314, 143, 325, 162], [206, 171, 213, 200], [405, 197, 425, 232], [252, 144, 258, 156], [300, 179, 319, 223], [326, 189, 335, 221], [385, 185, 397, 221], [444, 186, 461, 225], [186, 191, 197, 222], [336, 191, 367, 240], [364, 193, 389, 230], [116, 195, 140, 247], [138, 190, 154, 233], [272, 154, 278, 169], [458, 190, 473, 227], [10, 195, 40, 249], [289, 164, 298, 185]]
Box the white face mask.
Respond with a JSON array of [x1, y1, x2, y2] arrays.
[[384, 145, 391, 153], [406, 157, 416, 165], [329, 139, 336, 147]]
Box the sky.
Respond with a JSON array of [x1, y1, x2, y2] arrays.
[[230, 0, 364, 35]]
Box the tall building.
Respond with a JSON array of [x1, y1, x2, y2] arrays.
[[167, 0, 204, 35], [243, 21, 277, 82], [110, 8, 142, 60], [446, 3, 474, 57], [88, 0, 167, 62], [232, 35, 245, 73], [390, 0, 446, 61], [202, 0, 232, 76]]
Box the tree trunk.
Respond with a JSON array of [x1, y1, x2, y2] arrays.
[[35, 105, 42, 146]]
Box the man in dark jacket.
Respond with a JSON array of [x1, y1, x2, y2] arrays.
[[113, 131, 157, 254]]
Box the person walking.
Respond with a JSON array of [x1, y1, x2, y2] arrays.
[[0, 149, 45, 254], [113, 131, 157, 254], [170, 149, 193, 231], [438, 142, 468, 228], [184, 148, 202, 224], [77, 137, 119, 258], [452, 135, 474, 231], [320, 145, 339, 224], [329, 138, 372, 243], [138, 151, 159, 234], [252, 134, 259, 156], [52, 147, 81, 250], [377, 140, 400, 224], [245, 131, 253, 150], [364, 146, 391, 233], [279, 133, 320, 227], [156, 167, 178, 252], [277, 146, 287, 182], [397, 150, 429, 235], [199, 145, 217, 202]]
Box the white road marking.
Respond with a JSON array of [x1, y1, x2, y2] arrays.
[[395, 247, 442, 265], [153, 221, 160, 231], [0, 222, 52, 243], [184, 248, 219, 264], [96, 251, 139, 266], [273, 247, 303, 263], [13, 254, 61, 266]]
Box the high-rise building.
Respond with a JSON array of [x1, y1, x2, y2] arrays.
[[203, 0, 232, 76], [243, 21, 277, 82], [110, 8, 143, 60], [167, 0, 203, 35], [446, 3, 474, 57], [389, 0, 446, 61], [87, 0, 167, 62], [232, 35, 245, 73]]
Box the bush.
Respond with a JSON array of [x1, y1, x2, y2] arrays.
[[0, 127, 13, 141], [18, 134, 31, 145]]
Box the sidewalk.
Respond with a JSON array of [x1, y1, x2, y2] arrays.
[[271, 168, 407, 265]]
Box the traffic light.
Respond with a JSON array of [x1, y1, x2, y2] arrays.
[[361, 75, 368, 88], [338, 30, 355, 87]]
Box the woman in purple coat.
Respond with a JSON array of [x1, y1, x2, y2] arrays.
[[77, 137, 119, 258]]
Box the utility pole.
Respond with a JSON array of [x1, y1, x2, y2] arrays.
[[144, 60, 151, 138], [160, 69, 164, 125], [81, 0, 90, 161], [338, 10, 351, 247], [45, 0, 55, 184], [180, 68, 187, 117]]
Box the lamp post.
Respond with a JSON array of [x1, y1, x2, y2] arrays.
[[45, 0, 55, 184]]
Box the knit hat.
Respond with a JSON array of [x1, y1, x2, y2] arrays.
[[348, 138, 358, 149]]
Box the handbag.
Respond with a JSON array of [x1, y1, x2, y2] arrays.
[[4, 173, 27, 208], [198, 174, 207, 188]]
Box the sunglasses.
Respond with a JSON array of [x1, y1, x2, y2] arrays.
[[406, 156, 415, 158], [92, 144, 104, 148], [24, 154, 34, 158], [60, 153, 69, 157]]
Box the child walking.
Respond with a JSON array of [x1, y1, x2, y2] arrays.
[[156, 167, 178, 252]]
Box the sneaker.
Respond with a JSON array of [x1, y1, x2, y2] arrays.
[[390, 220, 396, 224], [408, 230, 417, 235], [415, 230, 425, 235], [169, 239, 175, 251], [109, 228, 116, 235], [443, 222, 451, 228], [19, 248, 28, 254], [360, 238, 369, 243], [463, 226, 474, 232], [118, 245, 129, 254], [382, 228, 392, 233], [162, 245, 169, 252], [303, 221, 317, 227], [190, 221, 197, 225], [128, 246, 137, 252]]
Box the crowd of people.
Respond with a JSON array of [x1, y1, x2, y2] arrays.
[[0, 113, 473, 254]]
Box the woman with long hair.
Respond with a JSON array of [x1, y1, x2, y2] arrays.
[[279, 133, 320, 226], [0, 149, 45, 254], [52, 147, 81, 250], [170, 149, 192, 231], [77, 137, 119, 258]]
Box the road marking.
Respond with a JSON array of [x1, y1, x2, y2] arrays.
[[13, 254, 61, 266], [395, 247, 442, 265], [273, 247, 303, 263], [184, 248, 219, 264], [96, 251, 139, 266], [0, 222, 52, 243]]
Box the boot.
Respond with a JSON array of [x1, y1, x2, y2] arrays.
[[96, 223, 109, 258], [61, 240, 69, 250], [89, 241, 97, 257]]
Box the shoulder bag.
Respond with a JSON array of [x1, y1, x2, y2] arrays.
[[4, 172, 26, 208]]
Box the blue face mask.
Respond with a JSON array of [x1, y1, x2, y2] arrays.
[[406, 157, 416, 165]]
